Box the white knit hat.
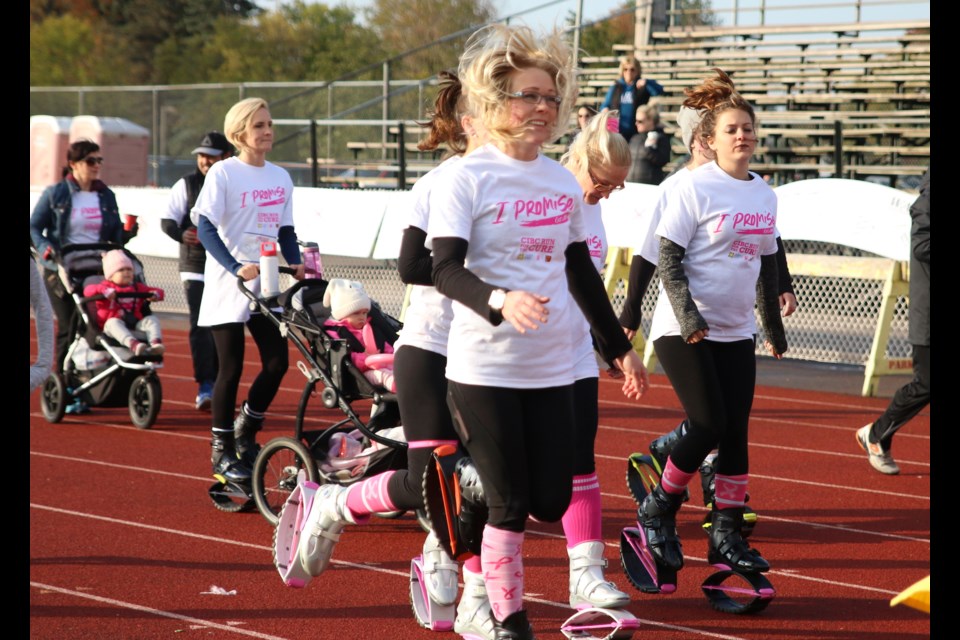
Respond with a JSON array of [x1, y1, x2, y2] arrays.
[[323, 278, 371, 320], [676, 105, 706, 154], [102, 249, 133, 280]]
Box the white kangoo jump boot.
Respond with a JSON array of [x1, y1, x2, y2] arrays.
[[454, 568, 496, 640], [568, 541, 631, 610]]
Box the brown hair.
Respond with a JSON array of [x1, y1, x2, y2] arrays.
[[418, 70, 468, 156], [682, 68, 754, 149]]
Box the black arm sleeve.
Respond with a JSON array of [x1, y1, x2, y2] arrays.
[[397, 226, 433, 286], [431, 236, 505, 325], [618, 254, 657, 331], [277, 225, 301, 265], [565, 241, 633, 364], [160, 218, 184, 243], [775, 236, 794, 296], [757, 252, 788, 355], [658, 236, 708, 341]]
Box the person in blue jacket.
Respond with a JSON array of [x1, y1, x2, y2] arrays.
[[599, 55, 663, 142], [30, 139, 136, 378]]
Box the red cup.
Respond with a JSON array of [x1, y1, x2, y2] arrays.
[[124, 214, 137, 231]]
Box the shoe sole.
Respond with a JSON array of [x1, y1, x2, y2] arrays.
[[196, 397, 212, 412]]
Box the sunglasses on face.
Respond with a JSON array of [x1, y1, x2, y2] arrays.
[[83, 156, 104, 166], [506, 91, 562, 108], [588, 168, 625, 194]]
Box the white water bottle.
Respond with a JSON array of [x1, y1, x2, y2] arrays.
[[259, 241, 280, 298]]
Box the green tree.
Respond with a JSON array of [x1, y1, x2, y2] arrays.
[[364, 0, 497, 79], [30, 13, 141, 85]]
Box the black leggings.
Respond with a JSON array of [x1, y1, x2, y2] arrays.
[[572, 377, 599, 475], [653, 336, 756, 477], [386, 345, 460, 511], [446, 381, 575, 532], [210, 313, 288, 430]]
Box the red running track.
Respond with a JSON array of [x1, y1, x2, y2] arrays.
[[29, 322, 931, 639]]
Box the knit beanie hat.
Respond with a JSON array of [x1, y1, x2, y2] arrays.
[[102, 249, 133, 280], [676, 105, 706, 154], [323, 278, 371, 320]]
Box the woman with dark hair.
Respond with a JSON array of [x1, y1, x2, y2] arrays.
[[30, 139, 133, 386]]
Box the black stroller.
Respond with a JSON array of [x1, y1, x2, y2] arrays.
[[210, 267, 420, 530], [37, 242, 163, 429]]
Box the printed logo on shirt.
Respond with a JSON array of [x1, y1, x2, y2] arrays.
[[240, 185, 287, 208], [711, 210, 776, 235], [587, 233, 603, 260], [80, 206, 101, 233], [492, 194, 576, 227], [519, 237, 555, 262]]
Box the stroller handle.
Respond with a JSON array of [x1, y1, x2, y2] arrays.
[[236, 265, 327, 307]]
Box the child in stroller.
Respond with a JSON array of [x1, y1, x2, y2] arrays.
[[37, 242, 164, 429], [321, 278, 396, 393], [83, 249, 166, 357]]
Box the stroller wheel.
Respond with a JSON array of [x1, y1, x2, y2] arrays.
[[40, 373, 67, 423], [252, 436, 320, 526], [128, 374, 162, 429]]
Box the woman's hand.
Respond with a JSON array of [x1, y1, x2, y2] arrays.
[[612, 349, 649, 400], [623, 326, 636, 341], [779, 292, 798, 317], [237, 263, 259, 281], [501, 290, 550, 334], [764, 340, 784, 360], [686, 328, 709, 344], [291, 263, 306, 281]]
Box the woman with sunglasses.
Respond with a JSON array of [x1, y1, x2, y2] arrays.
[[627, 104, 671, 185], [555, 110, 634, 611], [599, 55, 663, 142], [30, 140, 134, 381]]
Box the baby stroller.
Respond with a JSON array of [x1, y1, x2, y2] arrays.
[[37, 242, 163, 430], [210, 267, 419, 530]]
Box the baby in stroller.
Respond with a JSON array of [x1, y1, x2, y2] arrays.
[[321, 278, 396, 392], [83, 249, 166, 357]]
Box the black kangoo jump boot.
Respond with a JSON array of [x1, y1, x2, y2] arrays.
[[494, 610, 536, 640], [233, 405, 264, 467], [211, 431, 252, 484], [638, 484, 685, 570], [707, 507, 770, 573]]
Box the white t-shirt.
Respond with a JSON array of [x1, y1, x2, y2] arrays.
[[394, 156, 460, 357], [636, 167, 690, 265], [426, 143, 586, 388], [649, 161, 778, 342], [190, 157, 295, 326], [67, 191, 102, 245], [162, 177, 203, 282], [572, 200, 608, 381]]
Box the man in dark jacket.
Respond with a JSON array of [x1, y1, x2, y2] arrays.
[[160, 131, 233, 410], [856, 166, 930, 474]]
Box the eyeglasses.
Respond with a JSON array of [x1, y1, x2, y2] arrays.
[[83, 156, 104, 166], [622, 66, 638, 72], [506, 91, 562, 109], [588, 168, 625, 194]]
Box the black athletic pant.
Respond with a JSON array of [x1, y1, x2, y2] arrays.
[[184, 279, 218, 385], [446, 381, 575, 532], [386, 345, 461, 511], [43, 268, 78, 374], [871, 344, 930, 451], [653, 336, 756, 477], [209, 313, 288, 430]]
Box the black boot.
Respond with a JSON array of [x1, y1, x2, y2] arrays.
[[455, 457, 488, 556], [211, 431, 252, 484], [649, 420, 687, 473], [638, 484, 685, 570], [494, 610, 535, 640], [233, 404, 264, 467], [699, 456, 717, 507], [707, 507, 769, 573]]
